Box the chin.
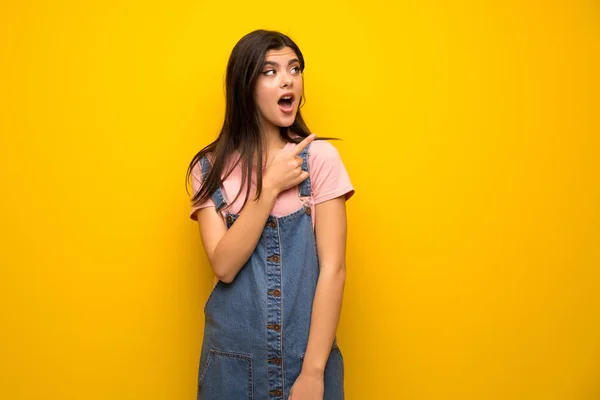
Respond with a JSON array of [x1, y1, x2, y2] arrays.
[[274, 116, 297, 128]]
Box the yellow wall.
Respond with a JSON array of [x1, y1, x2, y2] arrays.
[[1, 1, 599, 399]]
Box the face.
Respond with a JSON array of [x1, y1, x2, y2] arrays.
[[254, 47, 303, 132]]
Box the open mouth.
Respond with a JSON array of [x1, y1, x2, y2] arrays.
[[278, 94, 295, 113]]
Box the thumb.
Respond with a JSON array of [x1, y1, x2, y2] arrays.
[[297, 170, 309, 184]]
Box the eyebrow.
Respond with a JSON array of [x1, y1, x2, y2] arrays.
[[262, 58, 300, 68]]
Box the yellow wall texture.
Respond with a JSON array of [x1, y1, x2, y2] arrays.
[[1, 1, 599, 399]]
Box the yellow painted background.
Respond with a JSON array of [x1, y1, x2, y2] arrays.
[[1, 1, 599, 399]]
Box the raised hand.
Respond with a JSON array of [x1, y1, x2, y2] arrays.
[[263, 134, 315, 195]]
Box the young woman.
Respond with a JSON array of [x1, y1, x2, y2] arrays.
[[187, 29, 354, 400]]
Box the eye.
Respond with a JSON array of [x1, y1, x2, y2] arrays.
[[263, 69, 276, 76], [291, 66, 301, 74]]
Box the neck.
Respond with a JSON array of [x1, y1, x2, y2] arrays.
[[258, 124, 288, 165]]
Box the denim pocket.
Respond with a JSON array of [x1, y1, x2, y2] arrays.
[[198, 349, 253, 399]]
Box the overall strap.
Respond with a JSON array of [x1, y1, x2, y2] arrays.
[[297, 143, 312, 198]]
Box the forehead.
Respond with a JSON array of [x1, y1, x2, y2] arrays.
[[264, 47, 298, 62]]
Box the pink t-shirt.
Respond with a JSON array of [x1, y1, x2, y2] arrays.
[[190, 139, 354, 229]]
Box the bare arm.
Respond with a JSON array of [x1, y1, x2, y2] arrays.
[[196, 134, 316, 283], [301, 195, 347, 374], [196, 187, 278, 283]]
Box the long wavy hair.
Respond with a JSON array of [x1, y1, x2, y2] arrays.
[[186, 29, 334, 211]]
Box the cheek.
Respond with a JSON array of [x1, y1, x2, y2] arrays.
[[255, 83, 277, 108], [253, 86, 267, 106]]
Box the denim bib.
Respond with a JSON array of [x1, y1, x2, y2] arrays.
[[197, 143, 344, 399]]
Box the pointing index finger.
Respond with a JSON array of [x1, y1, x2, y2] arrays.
[[292, 134, 316, 155]]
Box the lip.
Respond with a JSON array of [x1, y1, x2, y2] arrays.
[[278, 92, 295, 101], [278, 92, 296, 114]]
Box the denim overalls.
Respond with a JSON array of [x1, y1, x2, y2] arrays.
[[196, 144, 345, 400]]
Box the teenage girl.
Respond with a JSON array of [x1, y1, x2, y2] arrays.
[[187, 29, 354, 400]]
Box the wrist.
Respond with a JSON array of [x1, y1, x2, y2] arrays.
[[300, 361, 325, 377], [261, 182, 280, 199]]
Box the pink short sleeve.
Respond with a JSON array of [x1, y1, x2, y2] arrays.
[[309, 140, 355, 204], [190, 161, 216, 221]]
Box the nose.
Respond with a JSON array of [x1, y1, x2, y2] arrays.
[[280, 75, 293, 88]]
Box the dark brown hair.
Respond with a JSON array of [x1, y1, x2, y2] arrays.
[[186, 29, 334, 211]]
